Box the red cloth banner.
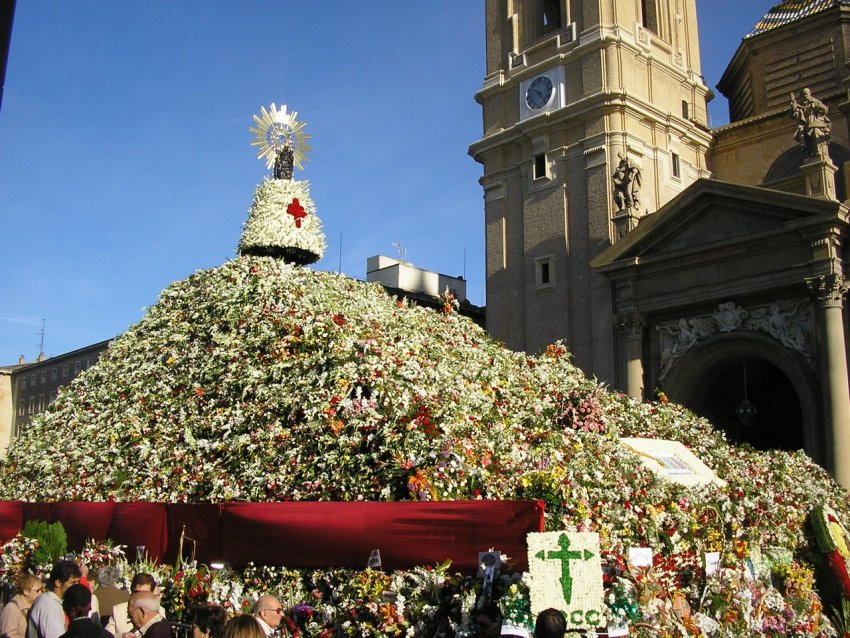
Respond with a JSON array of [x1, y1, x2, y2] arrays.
[[0, 500, 543, 573]]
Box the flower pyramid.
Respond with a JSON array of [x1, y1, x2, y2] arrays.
[[2, 105, 850, 636]]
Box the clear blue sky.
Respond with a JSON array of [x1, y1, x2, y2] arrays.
[[0, 1, 775, 364]]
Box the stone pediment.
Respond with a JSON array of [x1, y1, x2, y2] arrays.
[[592, 179, 841, 268]]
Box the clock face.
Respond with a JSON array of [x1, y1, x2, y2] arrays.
[[526, 75, 554, 110]]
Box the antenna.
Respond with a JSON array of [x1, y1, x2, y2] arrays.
[[37, 319, 46, 357], [392, 242, 407, 261], [463, 248, 467, 280], [338, 231, 343, 273]]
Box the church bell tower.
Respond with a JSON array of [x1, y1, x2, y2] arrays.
[[469, 0, 712, 386]]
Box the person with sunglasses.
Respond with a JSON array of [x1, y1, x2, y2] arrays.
[[251, 597, 283, 638]]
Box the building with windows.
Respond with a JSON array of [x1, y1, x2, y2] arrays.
[[470, 0, 850, 488], [0, 340, 111, 455]]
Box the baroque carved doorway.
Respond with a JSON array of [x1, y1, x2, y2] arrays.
[[663, 334, 821, 460]]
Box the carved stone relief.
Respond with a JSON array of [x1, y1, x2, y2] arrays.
[[656, 300, 814, 380]]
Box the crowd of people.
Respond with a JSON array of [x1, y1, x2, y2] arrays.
[[0, 559, 574, 638]]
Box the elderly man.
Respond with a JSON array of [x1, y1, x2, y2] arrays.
[[105, 574, 158, 638], [59, 585, 111, 638], [28, 559, 82, 638], [252, 595, 284, 638], [127, 592, 170, 638]]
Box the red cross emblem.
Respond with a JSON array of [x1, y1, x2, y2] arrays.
[[286, 198, 307, 228]]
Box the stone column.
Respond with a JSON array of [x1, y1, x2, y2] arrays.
[[617, 313, 646, 399], [806, 273, 850, 490]]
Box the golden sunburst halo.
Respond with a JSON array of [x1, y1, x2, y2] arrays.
[[250, 103, 312, 172]]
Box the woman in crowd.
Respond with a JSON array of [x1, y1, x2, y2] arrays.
[[190, 604, 227, 638], [0, 573, 43, 638], [221, 615, 265, 638]]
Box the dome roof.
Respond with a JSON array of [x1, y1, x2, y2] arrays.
[[748, 0, 850, 37]]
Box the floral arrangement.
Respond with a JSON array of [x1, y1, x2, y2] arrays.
[[0, 533, 42, 580], [812, 504, 850, 599], [238, 179, 326, 263], [0, 254, 848, 635]]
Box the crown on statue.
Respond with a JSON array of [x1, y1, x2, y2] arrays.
[[250, 103, 312, 179]]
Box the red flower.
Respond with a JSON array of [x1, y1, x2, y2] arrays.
[[287, 198, 307, 228]]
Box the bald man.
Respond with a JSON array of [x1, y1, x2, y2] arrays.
[[252, 595, 284, 638], [127, 593, 170, 638]]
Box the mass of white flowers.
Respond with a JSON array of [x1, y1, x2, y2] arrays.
[[238, 178, 326, 263], [1, 251, 848, 635]]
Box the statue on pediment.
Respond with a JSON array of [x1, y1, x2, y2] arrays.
[[791, 88, 831, 158]]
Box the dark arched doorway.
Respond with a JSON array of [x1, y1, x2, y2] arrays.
[[687, 355, 803, 450], [663, 333, 821, 461]]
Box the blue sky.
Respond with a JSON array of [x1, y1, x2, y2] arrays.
[[0, 1, 775, 364]]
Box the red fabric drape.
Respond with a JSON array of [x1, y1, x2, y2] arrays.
[[109, 503, 169, 561], [0, 501, 23, 541], [53, 502, 116, 551], [0, 500, 541, 573], [163, 503, 222, 566], [221, 500, 540, 571]]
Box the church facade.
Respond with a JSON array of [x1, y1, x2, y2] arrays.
[[470, 0, 850, 489]]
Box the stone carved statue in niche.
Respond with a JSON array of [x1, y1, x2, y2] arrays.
[[612, 152, 642, 211], [791, 88, 831, 158]]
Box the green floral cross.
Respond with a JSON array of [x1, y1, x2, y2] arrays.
[[535, 533, 593, 604]]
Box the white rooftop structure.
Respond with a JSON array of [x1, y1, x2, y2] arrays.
[[366, 256, 467, 302]]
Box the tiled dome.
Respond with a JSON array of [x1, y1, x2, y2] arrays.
[[748, 0, 850, 37]]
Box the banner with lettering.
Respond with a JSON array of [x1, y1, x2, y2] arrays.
[[527, 531, 604, 630]]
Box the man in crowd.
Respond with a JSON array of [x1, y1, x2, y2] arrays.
[[28, 559, 82, 638], [534, 608, 566, 638], [59, 585, 111, 638], [252, 595, 284, 638], [105, 574, 158, 638], [127, 592, 170, 638]]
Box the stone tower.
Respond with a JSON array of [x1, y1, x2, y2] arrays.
[[469, 0, 712, 386]]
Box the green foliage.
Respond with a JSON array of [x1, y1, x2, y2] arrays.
[[22, 520, 67, 565]]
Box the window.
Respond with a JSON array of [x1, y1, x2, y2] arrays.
[[672, 152, 681, 178], [62, 364, 69, 378], [50, 368, 58, 381], [641, 0, 659, 34], [30, 374, 36, 386], [542, 0, 562, 33], [49, 391, 57, 405], [28, 397, 35, 414], [73, 361, 81, 374], [17, 399, 25, 417], [86, 357, 94, 368], [535, 255, 556, 290], [21, 377, 26, 390], [40, 371, 46, 384], [38, 395, 45, 411], [681, 100, 689, 120], [533, 154, 547, 180]]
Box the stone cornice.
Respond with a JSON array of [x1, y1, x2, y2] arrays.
[[469, 90, 712, 161]]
